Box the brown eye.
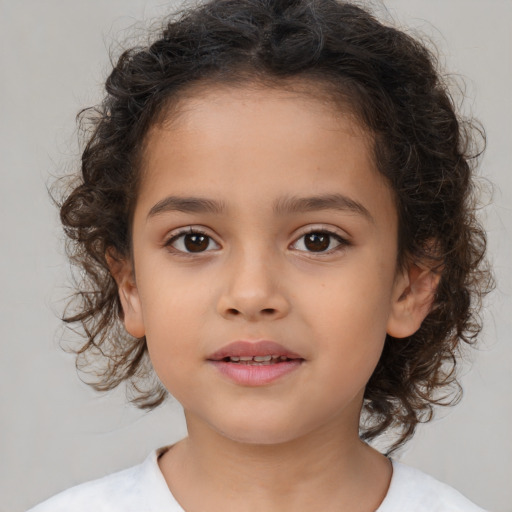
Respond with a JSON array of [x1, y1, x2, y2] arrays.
[[291, 230, 347, 253], [167, 230, 220, 253], [184, 233, 210, 252], [304, 233, 330, 252]]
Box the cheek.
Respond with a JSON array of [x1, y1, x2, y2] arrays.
[[313, 258, 395, 329], [311, 302, 388, 405], [304, 253, 395, 365], [138, 272, 211, 371], [140, 262, 211, 323]]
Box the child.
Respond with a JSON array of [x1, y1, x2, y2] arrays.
[[29, 0, 491, 510]]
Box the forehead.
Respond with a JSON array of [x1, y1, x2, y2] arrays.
[[137, 83, 395, 225], [152, 79, 366, 144]]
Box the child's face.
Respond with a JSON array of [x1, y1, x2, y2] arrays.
[[118, 84, 413, 445]]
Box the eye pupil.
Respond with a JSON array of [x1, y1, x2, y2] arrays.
[[184, 233, 209, 252], [305, 233, 330, 252]]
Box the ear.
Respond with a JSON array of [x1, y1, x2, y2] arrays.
[[386, 261, 441, 339], [106, 249, 145, 339]]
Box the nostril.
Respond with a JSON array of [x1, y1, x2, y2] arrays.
[[226, 308, 240, 316], [261, 308, 277, 315]]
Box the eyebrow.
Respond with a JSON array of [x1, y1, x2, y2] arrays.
[[147, 196, 227, 218], [147, 193, 373, 223], [273, 193, 374, 223]]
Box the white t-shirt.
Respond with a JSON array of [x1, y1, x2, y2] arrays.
[[28, 447, 487, 512]]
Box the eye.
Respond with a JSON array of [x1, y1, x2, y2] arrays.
[[166, 229, 220, 253], [291, 230, 348, 253]]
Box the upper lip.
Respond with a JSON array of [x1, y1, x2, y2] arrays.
[[208, 340, 303, 361]]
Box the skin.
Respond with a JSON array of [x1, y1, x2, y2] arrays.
[[113, 83, 437, 512]]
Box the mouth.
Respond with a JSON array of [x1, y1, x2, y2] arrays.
[[207, 340, 304, 386], [220, 354, 296, 365], [207, 340, 303, 363]]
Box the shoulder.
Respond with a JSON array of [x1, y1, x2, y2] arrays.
[[27, 464, 144, 512], [377, 460, 487, 512], [27, 449, 183, 512]]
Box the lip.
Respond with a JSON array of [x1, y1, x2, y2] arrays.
[[207, 340, 302, 361], [207, 340, 303, 386]]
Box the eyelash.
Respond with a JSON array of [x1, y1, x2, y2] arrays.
[[290, 229, 350, 255], [164, 227, 219, 255], [163, 227, 350, 255]]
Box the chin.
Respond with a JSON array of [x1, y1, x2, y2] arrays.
[[210, 414, 313, 446], [219, 430, 298, 446]]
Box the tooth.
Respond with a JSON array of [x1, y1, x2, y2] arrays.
[[230, 356, 240, 362], [279, 356, 288, 361], [254, 355, 272, 362], [238, 356, 253, 361]]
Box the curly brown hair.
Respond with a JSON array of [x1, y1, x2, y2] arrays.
[[59, 0, 491, 453]]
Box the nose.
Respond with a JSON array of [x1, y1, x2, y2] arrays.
[[216, 249, 290, 322]]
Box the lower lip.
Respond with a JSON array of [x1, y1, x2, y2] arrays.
[[209, 360, 302, 386]]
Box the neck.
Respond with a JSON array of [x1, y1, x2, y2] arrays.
[[159, 412, 391, 512]]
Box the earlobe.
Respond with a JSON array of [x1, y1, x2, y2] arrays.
[[386, 262, 441, 339], [106, 250, 146, 339]]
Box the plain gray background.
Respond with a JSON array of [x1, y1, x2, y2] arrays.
[[1, 1, 511, 511]]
